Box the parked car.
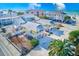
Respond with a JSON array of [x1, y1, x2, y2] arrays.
[[24, 34, 33, 40]]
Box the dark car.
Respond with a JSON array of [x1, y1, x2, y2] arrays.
[[24, 34, 33, 40]]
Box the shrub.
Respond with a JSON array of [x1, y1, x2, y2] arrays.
[[69, 30, 79, 38], [30, 38, 39, 47], [17, 12, 24, 15], [39, 16, 49, 19], [64, 16, 71, 20], [69, 30, 79, 42]]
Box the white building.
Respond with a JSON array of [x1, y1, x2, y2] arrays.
[[21, 22, 44, 32], [26, 10, 46, 17], [46, 11, 66, 20], [0, 10, 17, 18]]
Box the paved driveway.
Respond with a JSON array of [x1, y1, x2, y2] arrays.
[[26, 45, 49, 56]]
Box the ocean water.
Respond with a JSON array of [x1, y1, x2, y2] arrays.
[[65, 10, 79, 15]]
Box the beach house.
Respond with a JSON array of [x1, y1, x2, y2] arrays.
[[46, 11, 66, 22], [21, 22, 44, 33]]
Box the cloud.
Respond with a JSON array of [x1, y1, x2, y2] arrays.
[[32, 3, 41, 7], [53, 3, 65, 10], [28, 3, 41, 10]]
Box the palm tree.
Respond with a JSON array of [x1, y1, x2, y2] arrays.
[[8, 9, 12, 16], [48, 39, 75, 56], [69, 30, 79, 55]]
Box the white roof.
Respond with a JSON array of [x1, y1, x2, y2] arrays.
[[13, 17, 25, 25], [22, 22, 40, 31], [36, 19, 51, 25], [23, 14, 40, 20]]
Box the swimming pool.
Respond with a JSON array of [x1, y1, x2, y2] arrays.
[[37, 36, 52, 49]]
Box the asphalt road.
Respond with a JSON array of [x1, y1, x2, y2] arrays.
[[0, 47, 4, 56]]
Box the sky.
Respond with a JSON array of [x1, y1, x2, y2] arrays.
[[0, 3, 79, 11]]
